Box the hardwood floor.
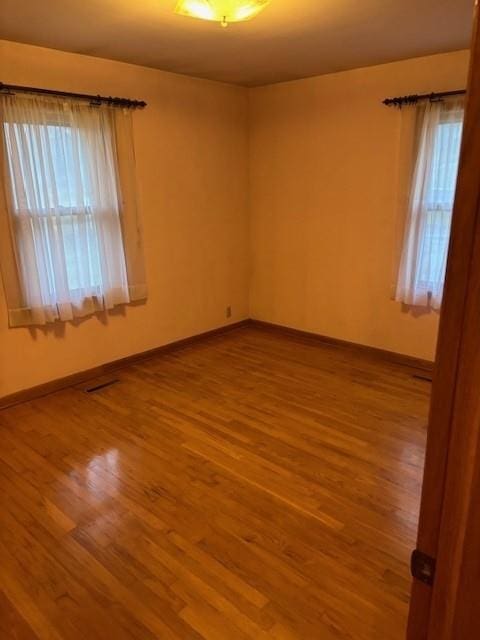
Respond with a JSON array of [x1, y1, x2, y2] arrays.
[[0, 326, 430, 640]]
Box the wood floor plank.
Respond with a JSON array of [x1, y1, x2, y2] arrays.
[[0, 326, 429, 639], [0, 590, 40, 640]]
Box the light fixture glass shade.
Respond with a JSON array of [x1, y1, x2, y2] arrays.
[[175, 1, 270, 26]]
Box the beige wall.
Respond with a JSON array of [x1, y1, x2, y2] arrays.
[[248, 50, 470, 361], [0, 40, 250, 397]]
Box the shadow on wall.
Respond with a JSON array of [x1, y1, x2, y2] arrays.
[[400, 302, 438, 319], [25, 300, 147, 341]]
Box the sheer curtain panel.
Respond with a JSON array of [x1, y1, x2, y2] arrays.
[[395, 97, 464, 310], [0, 93, 146, 326]]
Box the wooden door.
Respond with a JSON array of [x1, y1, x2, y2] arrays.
[[407, 2, 480, 638]]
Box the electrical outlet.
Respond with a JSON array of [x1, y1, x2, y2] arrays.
[[226, 306, 232, 318]]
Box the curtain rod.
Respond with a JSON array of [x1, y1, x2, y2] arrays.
[[0, 82, 147, 109], [383, 89, 466, 108]]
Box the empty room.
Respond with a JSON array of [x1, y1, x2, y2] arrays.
[[1, 1, 479, 639]]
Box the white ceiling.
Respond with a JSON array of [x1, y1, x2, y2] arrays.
[[0, 0, 473, 86]]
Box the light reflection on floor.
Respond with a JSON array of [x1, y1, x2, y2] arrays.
[[84, 447, 120, 498]]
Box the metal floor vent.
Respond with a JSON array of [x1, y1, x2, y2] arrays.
[[84, 378, 120, 393]]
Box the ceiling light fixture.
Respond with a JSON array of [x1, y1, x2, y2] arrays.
[[174, 0, 270, 28]]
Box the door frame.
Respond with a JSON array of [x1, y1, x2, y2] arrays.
[[407, 1, 480, 637]]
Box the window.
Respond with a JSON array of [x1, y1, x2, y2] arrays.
[[396, 98, 464, 310], [416, 118, 463, 288], [0, 92, 147, 327], [4, 121, 103, 293]]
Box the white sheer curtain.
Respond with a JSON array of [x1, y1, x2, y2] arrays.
[[395, 97, 464, 310], [0, 92, 146, 326]]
